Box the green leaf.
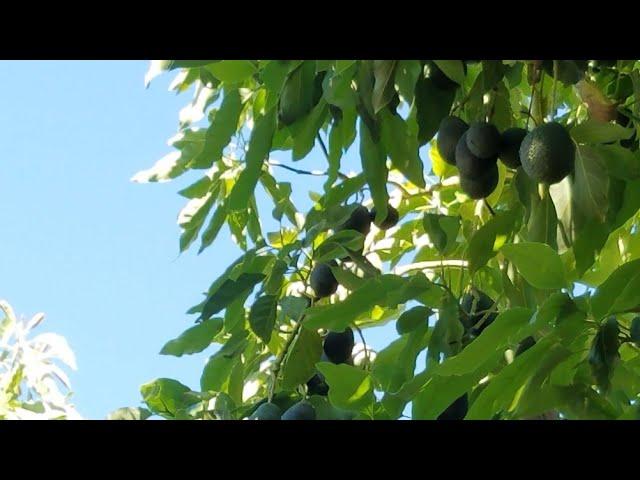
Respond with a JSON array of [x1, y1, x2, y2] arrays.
[[481, 61, 505, 92], [570, 119, 633, 144], [412, 372, 482, 420], [423, 213, 460, 254], [140, 378, 196, 418], [378, 109, 425, 188], [160, 318, 223, 357], [467, 208, 520, 273], [263, 259, 288, 295], [200, 332, 248, 392], [433, 60, 465, 85], [573, 218, 609, 276], [278, 61, 317, 125], [165, 60, 220, 70], [290, 100, 329, 160], [527, 190, 558, 249], [501, 242, 566, 289], [372, 323, 430, 393], [359, 118, 389, 223], [396, 306, 431, 335], [189, 89, 243, 169], [200, 273, 265, 320], [335, 60, 356, 75], [132, 129, 205, 183], [315, 230, 365, 263], [198, 205, 228, 253], [573, 145, 609, 223], [178, 194, 216, 252], [414, 77, 456, 145], [205, 60, 257, 84], [249, 295, 278, 343], [178, 175, 213, 199], [395, 60, 421, 104], [427, 294, 464, 362], [591, 259, 640, 318], [281, 327, 322, 390], [227, 108, 276, 211], [429, 139, 456, 178], [107, 407, 153, 420], [372, 60, 397, 114], [304, 274, 432, 331], [466, 340, 569, 419], [280, 296, 308, 321], [317, 362, 375, 412], [593, 144, 640, 180]]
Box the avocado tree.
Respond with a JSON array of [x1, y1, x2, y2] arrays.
[[125, 60, 640, 420], [0, 300, 81, 419]]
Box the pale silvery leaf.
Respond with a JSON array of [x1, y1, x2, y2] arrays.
[[29, 333, 77, 370]]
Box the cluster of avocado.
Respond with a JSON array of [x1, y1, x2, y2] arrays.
[[437, 288, 536, 420], [306, 327, 355, 396], [438, 116, 576, 196], [310, 203, 399, 299], [249, 328, 356, 420]]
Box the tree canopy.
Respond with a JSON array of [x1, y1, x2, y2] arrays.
[[120, 60, 640, 420]]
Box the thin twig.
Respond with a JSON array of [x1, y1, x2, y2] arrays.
[[268, 160, 326, 177], [484, 199, 496, 216], [353, 325, 370, 370]]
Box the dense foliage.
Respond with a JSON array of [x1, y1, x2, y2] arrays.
[[0, 301, 81, 419], [122, 60, 640, 420]]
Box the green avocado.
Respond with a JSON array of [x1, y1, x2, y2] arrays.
[[519, 122, 575, 184], [499, 127, 527, 169], [370, 205, 400, 230], [249, 402, 282, 420], [323, 328, 355, 364], [456, 131, 497, 178], [437, 115, 469, 166], [459, 164, 499, 200], [466, 121, 501, 160], [339, 205, 371, 236], [461, 288, 497, 335], [281, 400, 316, 420], [310, 263, 339, 299]]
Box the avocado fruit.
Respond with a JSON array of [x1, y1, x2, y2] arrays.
[[466, 122, 501, 160], [456, 131, 498, 178], [499, 127, 527, 169], [461, 288, 497, 335], [281, 400, 316, 420], [306, 373, 329, 396], [370, 205, 400, 230], [323, 328, 355, 364], [310, 263, 339, 299], [519, 122, 575, 184], [459, 163, 499, 199], [437, 394, 468, 420], [437, 115, 469, 166], [249, 402, 282, 420], [515, 336, 536, 356], [339, 205, 371, 236]]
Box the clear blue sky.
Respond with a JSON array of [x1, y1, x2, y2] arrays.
[[0, 60, 411, 419]]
